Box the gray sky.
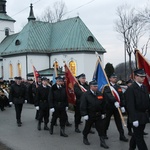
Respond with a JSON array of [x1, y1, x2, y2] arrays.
[[6, 0, 150, 67]]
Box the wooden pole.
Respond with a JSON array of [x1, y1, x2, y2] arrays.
[[95, 52, 126, 127]]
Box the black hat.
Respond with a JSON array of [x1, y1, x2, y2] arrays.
[[134, 68, 146, 77], [37, 76, 41, 79], [14, 76, 22, 80], [41, 77, 48, 81], [55, 76, 63, 81], [126, 79, 133, 84], [77, 73, 86, 79], [89, 80, 98, 86], [109, 73, 117, 78]]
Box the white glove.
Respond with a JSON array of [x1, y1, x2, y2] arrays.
[[25, 100, 28, 103], [66, 107, 68, 111], [83, 115, 89, 120], [133, 121, 139, 127], [9, 102, 13, 105], [35, 106, 39, 110], [121, 107, 125, 113], [114, 102, 120, 108], [50, 108, 55, 113], [101, 114, 106, 119]]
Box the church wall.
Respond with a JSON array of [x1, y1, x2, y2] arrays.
[[3, 55, 26, 80], [50, 52, 104, 82], [0, 21, 15, 43], [27, 54, 50, 75]]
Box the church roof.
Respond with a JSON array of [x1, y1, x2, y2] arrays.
[[0, 13, 15, 22], [0, 16, 106, 56]]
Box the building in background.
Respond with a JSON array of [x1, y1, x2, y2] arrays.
[[0, 1, 106, 81]]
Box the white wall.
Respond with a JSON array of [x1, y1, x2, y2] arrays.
[[0, 20, 15, 43], [27, 54, 50, 74], [50, 52, 104, 82]]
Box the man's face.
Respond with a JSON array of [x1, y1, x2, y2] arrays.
[[15, 79, 22, 85], [56, 80, 62, 85], [135, 75, 145, 84], [90, 85, 98, 92], [79, 77, 86, 84], [109, 77, 117, 83], [42, 80, 48, 86]]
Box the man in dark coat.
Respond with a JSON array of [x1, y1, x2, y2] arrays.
[[35, 77, 50, 131], [80, 80, 109, 149], [103, 73, 128, 142], [49, 76, 68, 137], [74, 73, 89, 133], [126, 69, 150, 150], [9, 77, 27, 127]]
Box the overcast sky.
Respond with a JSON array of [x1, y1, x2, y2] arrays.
[[6, 0, 150, 67]]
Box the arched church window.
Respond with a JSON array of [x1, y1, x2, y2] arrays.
[[17, 63, 22, 76], [9, 64, 13, 79], [87, 36, 94, 42], [69, 61, 76, 76], [5, 28, 9, 36], [15, 39, 21, 46], [53, 61, 59, 69]]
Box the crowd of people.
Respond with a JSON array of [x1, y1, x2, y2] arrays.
[[0, 68, 150, 150]]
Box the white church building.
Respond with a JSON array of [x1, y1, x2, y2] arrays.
[[0, 0, 106, 81]]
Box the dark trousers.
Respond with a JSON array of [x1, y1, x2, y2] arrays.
[[74, 103, 81, 127], [83, 117, 105, 137], [104, 108, 124, 135], [129, 124, 148, 150], [0, 97, 5, 110], [51, 109, 67, 127], [39, 107, 49, 124], [14, 104, 23, 121]]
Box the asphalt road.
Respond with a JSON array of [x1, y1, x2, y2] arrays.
[[0, 104, 149, 150]]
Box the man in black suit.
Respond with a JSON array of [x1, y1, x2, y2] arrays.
[[103, 73, 128, 142], [9, 77, 27, 127], [126, 69, 150, 150], [49, 76, 68, 137]]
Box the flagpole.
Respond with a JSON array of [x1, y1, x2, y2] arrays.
[[95, 52, 126, 127]]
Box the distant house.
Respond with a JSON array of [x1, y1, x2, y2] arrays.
[[0, 1, 106, 81]]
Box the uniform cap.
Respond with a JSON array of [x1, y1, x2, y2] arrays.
[[41, 77, 48, 81], [89, 80, 98, 86], [109, 73, 117, 78], [55, 76, 63, 81], [14, 76, 22, 80], [134, 68, 146, 77], [77, 73, 86, 79], [126, 79, 133, 84]]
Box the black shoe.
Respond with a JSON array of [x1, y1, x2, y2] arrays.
[[120, 135, 128, 142], [60, 127, 68, 137], [49, 125, 53, 135], [17, 122, 21, 127], [1, 108, 5, 111], [75, 128, 81, 133], [89, 130, 95, 134], [44, 125, 49, 130], [83, 137, 90, 145], [143, 132, 148, 135], [37, 123, 41, 130], [100, 137, 109, 149], [66, 122, 72, 127], [128, 131, 133, 136]]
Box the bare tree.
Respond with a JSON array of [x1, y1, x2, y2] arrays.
[[115, 4, 146, 80], [37, 1, 67, 23]]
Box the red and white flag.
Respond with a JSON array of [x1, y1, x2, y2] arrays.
[[32, 65, 40, 83], [135, 50, 150, 92]]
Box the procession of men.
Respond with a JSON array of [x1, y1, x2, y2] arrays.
[[0, 68, 150, 150]]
